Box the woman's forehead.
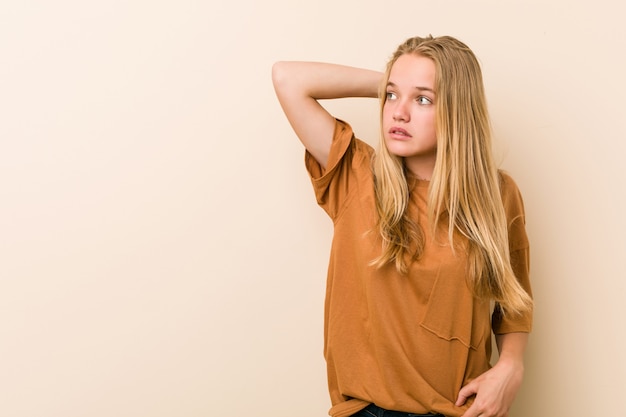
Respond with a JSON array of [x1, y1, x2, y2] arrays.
[[388, 54, 436, 90]]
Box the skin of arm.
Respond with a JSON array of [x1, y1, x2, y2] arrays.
[[456, 332, 528, 417], [271, 61, 382, 169]]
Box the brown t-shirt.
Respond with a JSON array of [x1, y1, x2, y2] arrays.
[[305, 120, 532, 417]]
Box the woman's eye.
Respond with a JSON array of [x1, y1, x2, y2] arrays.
[[417, 96, 432, 105], [386, 92, 397, 100]]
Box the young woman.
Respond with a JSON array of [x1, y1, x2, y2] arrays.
[[272, 35, 533, 417]]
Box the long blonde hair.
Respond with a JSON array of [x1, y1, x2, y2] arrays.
[[372, 35, 532, 315]]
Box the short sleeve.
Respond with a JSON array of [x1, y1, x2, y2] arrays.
[[492, 172, 534, 334], [304, 119, 374, 220]]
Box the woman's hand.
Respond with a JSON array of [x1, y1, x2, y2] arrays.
[[455, 358, 524, 417], [456, 332, 528, 417]]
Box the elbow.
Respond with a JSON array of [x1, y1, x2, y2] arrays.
[[271, 61, 290, 91]]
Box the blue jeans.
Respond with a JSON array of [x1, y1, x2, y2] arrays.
[[351, 403, 445, 417]]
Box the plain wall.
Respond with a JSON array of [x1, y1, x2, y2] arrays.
[[1, 1, 624, 416]]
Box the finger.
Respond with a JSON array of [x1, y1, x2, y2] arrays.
[[456, 382, 477, 406]]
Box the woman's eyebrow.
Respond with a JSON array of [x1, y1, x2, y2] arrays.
[[386, 81, 435, 94], [415, 86, 435, 94]]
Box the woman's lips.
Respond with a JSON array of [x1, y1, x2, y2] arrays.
[[389, 127, 412, 139]]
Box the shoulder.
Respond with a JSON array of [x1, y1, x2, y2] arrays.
[[306, 119, 375, 183], [335, 119, 373, 151], [306, 119, 376, 219], [330, 119, 375, 168], [498, 170, 519, 191], [498, 170, 525, 208], [497, 171, 529, 249]]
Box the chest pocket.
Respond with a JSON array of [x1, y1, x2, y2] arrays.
[[419, 269, 490, 350]]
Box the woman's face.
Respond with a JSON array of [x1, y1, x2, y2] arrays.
[[382, 53, 437, 179]]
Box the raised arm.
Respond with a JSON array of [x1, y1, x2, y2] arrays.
[[271, 61, 382, 169]]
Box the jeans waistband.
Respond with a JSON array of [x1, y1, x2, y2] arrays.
[[362, 403, 445, 417]]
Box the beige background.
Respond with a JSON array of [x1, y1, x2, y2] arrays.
[[1, 1, 624, 416]]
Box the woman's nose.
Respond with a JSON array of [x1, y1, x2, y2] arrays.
[[393, 101, 410, 122]]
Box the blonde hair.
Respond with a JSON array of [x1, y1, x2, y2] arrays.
[[372, 35, 532, 316]]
